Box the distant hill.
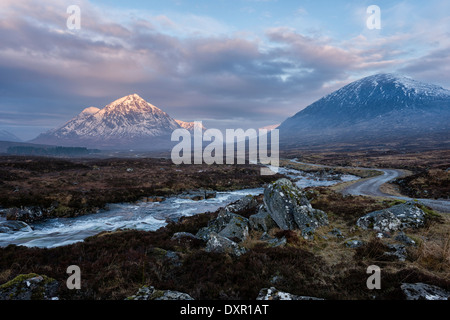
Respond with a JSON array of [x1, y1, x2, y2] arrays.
[[278, 74, 450, 150], [0, 130, 22, 142]]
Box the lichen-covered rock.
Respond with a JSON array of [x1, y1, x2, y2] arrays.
[[384, 244, 407, 261], [225, 195, 258, 214], [395, 232, 416, 246], [205, 232, 247, 256], [356, 202, 426, 232], [0, 220, 33, 233], [256, 287, 324, 300], [127, 286, 194, 300], [0, 274, 59, 300], [263, 179, 328, 237], [401, 283, 450, 300], [197, 210, 249, 243], [249, 205, 277, 232]]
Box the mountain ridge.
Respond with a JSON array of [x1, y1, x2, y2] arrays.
[[279, 73, 450, 149]]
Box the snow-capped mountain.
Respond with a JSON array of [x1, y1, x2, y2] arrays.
[[175, 120, 206, 132], [32, 94, 183, 150], [279, 74, 450, 148], [0, 130, 21, 142]]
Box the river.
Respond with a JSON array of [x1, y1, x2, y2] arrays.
[[0, 166, 359, 249]]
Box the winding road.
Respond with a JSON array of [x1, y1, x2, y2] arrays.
[[290, 160, 450, 213]]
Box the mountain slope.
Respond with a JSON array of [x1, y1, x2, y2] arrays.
[[0, 130, 22, 142], [279, 74, 450, 149], [32, 94, 182, 150]]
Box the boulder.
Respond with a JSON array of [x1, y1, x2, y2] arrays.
[[205, 232, 247, 257], [401, 283, 450, 300], [263, 179, 328, 237], [225, 195, 259, 214], [249, 205, 277, 232], [127, 286, 194, 300], [256, 287, 324, 300], [356, 202, 426, 232], [0, 274, 59, 300], [0, 220, 33, 233], [197, 210, 249, 243]]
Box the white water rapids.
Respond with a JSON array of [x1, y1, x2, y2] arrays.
[[0, 167, 359, 249]]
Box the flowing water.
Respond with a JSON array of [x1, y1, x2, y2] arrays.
[[0, 168, 359, 249]]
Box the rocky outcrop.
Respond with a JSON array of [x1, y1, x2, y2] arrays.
[[4, 207, 45, 223], [357, 202, 426, 232], [0, 220, 33, 233], [205, 232, 247, 256], [196, 209, 250, 243], [256, 287, 324, 300], [0, 274, 59, 300], [401, 283, 450, 300], [256, 179, 328, 238], [127, 286, 194, 300]]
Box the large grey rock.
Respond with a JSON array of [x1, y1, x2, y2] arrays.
[[205, 232, 247, 257], [401, 283, 450, 300], [249, 205, 277, 232], [127, 286, 194, 300], [0, 221, 33, 233], [263, 179, 328, 237], [357, 202, 426, 232], [0, 274, 59, 300], [256, 287, 324, 300], [197, 210, 249, 243], [226, 195, 259, 214]]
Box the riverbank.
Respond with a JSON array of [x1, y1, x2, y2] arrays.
[[0, 156, 282, 222]]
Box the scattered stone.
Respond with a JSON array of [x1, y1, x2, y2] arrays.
[[395, 232, 416, 246], [329, 228, 345, 239], [144, 196, 166, 203], [171, 232, 202, 242], [256, 287, 324, 300], [263, 179, 328, 237], [205, 232, 247, 256], [384, 244, 407, 262], [0, 220, 33, 233], [179, 190, 217, 201], [0, 274, 59, 300], [345, 239, 365, 248], [266, 237, 287, 248], [127, 286, 194, 300], [401, 283, 450, 300], [356, 202, 426, 232]]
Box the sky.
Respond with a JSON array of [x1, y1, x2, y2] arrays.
[[0, 0, 449, 140]]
